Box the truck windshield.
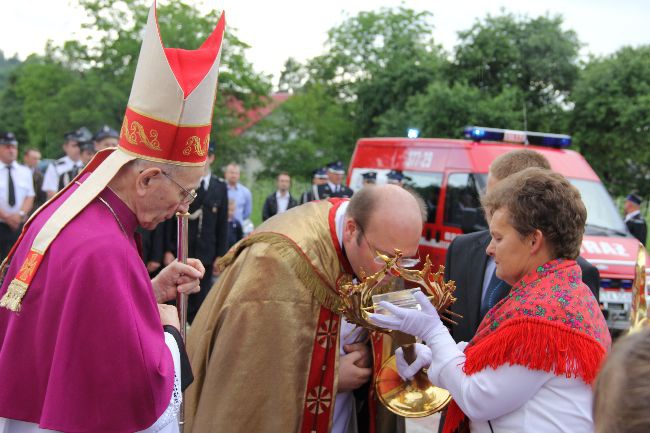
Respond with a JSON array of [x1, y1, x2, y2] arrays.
[[567, 178, 629, 237]]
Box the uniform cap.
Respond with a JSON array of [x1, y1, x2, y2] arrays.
[[0, 132, 18, 146], [312, 167, 328, 179], [627, 193, 642, 205], [327, 161, 345, 174], [362, 171, 377, 181], [94, 125, 120, 141]]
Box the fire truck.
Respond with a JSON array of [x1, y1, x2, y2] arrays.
[[347, 126, 650, 331]]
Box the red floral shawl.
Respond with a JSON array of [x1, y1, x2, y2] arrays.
[[443, 259, 611, 433]]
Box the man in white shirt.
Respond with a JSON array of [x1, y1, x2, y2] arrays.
[[41, 128, 90, 199], [224, 162, 252, 225], [262, 171, 297, 221], [0, 132, 34, 260]]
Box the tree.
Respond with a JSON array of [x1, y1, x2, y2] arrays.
[[0, 0, 271, 160], [572, 46, 650, 196], [375, 81, 523, 138], [453, 12, 580, 132], [304, 6, 446, 136], [248, 84, 354, 179], [278, 57, 307, 93]]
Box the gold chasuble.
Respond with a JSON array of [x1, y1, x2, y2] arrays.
[[186, 199, 391, 433]]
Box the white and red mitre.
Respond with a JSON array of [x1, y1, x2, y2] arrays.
[[0, 1, 226, 312]]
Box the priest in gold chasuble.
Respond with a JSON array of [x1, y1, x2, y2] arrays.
[[186, 185, 425, 433]]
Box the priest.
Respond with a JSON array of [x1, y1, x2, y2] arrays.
[[186, 184, 425, 433], [0, 2, 226, 432]]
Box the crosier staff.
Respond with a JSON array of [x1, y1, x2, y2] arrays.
[[176, 211, 190, 432]]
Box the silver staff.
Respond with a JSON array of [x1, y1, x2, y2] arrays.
[[176, 211, 190, 432]]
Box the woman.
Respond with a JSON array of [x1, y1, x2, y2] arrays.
[[371, 168, 610, 433]]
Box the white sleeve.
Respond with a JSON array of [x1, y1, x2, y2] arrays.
[[41, 164, 58, 193], [425, 328, 550, 422], [137, 333, 182, 433]]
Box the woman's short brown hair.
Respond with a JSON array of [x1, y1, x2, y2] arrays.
[[594, 328, 650, 433], [481, 167, 586, 260]]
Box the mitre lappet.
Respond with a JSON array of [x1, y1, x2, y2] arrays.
[[0, 0, 226, 311]]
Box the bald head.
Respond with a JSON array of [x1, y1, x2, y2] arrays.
[[344, 184, 423, 277]]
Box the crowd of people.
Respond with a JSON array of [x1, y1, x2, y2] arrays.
[[0, 4, 649, 433]]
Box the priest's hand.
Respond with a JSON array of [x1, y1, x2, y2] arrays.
[[338, 346, 372, 393], [368, 291, 442, 342], [158, 304, 180, 330], [152, 258, 205, 303]]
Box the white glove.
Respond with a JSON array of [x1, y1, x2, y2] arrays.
[[395, 343, 432, 381], [368, 291, 443, 342]]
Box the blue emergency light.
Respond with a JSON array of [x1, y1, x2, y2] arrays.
[[463, 126, 572, 149], [407, 128, 420, 139]]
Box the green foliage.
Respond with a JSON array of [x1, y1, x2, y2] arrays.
[[375, 82, 524, 137], [452, 12, 580, 131], [0, 0, 271, 158], [572, 46, 650, 197], [0, 50, 21, 91], [249, 84, 355, 179]]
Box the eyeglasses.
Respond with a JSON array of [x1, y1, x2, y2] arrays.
[[161, 171, 197, 205], [356, 220, 420, 268]]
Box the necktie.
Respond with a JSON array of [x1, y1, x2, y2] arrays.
[[7, 165, 15, 207], [480, 270, 510, 319]]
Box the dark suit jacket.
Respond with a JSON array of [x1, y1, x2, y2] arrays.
[[262, 192, 298, 221], [626, 213, 648, 246], [317, 183, 354, 199], [166, 175, 229, 267], [445, 230, 600, 343]]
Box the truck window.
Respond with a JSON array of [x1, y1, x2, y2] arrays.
[[402, 172, 443, 223], [444, 173, 488, 231]]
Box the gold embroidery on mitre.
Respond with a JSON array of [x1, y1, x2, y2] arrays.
[[121, 115, 162, 152], [0, 280, 28, 312], [183, 135, 211, 157]]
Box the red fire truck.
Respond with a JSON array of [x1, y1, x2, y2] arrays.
[[347, 126, 650, 331]]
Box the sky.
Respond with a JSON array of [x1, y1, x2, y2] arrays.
[[2, 0, 649, 85]]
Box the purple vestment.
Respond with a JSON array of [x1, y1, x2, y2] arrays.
[[0, 179, 174, 432]]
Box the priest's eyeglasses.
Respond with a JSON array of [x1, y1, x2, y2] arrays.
[[356, 220, 420, 268], [161, 171, 197, 205]]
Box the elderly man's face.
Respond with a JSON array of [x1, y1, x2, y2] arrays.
[[486, 208, 535, 286], [137, 165, 203, 230], [0, 144, 18, 165]]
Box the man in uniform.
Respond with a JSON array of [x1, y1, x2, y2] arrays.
[[362, 171, 377, 186], [386, 170, 410, 187], [186, 184, 424, 433], [22, 147, 46, 213], [0, 4, 226, 432], [79, 141, 97, 167], [164, 142, 229, 323], [300, 167, 328, 204], [0, 132, 34, 261], [262, 171, 298, 221], [93, 125, 120, 151], [317, 160, 354, 199], [41, 127, 91, 199], [624, 193, 647, 246]]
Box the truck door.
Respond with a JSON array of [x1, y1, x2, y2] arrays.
[[439, 172, 488, 256], [402, 171, 444, 267]]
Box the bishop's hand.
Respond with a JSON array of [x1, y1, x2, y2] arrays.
[[368, 290, 442, 342], [151, 258, 204, 303]]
